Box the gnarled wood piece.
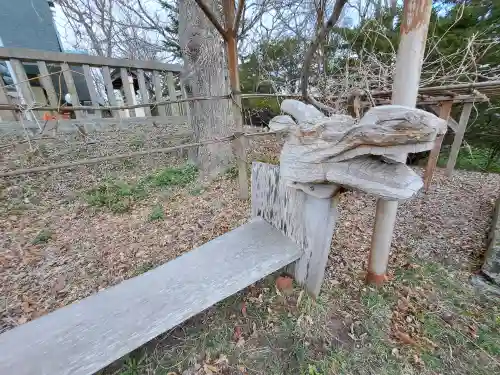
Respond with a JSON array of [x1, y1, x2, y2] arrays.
[[269, 100, 447, 200]]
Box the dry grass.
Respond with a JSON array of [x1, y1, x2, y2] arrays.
[[1, 134, 500, 374]]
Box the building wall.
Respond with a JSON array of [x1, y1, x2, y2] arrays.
[[0, 0, 91, 103], [0, 0, 61, 51]]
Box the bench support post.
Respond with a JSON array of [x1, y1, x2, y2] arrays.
[[252, 162, 340, 297]]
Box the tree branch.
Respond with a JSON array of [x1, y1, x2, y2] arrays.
[[194, 0, 229, 40], [300, 0, 347, 113], [234, 0, 245, 32]]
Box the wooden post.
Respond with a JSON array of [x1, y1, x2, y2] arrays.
[[166, 72, 179, 116], [136, 69, 151, 117], [223, 0, 249, 199], [0, 75, 16, 121], [367, 0, 433, 285], [153, 70, 167, 117], [120, 68, 136, 117], [37, 61, 59, 111], [10, 59, 36, 119], [102, 66, 120, 118], [446, 102, 473, 177], [252, 162, 340, 297], [423, 100, 452, 190], [82, 65, 102, 118], [61, 62, 83, 119]]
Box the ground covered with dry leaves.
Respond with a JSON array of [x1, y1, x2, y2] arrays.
[[1, 136, 500, 374]]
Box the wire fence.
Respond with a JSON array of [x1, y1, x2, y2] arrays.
[[1, 64, 498, 180]]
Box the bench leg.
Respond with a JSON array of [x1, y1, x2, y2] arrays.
[[251, 162, 340, 298], [293, 193, 339, 297]]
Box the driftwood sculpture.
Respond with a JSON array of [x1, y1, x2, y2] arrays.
[[269, 99, 447, 200]]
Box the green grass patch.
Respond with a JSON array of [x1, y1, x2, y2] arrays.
[[146, 163, 198, 188], [189, 186, 204, 196], [84, 181, 146, 213], [84, 164, 198, 213], [133, 262, 156, 277], [104, 260, 500, 375], [129, 137, 145, 151], [438, 146, 500, 173], [32, 229, 52, 245], [224, 165, 239, 179], [147, 205, 164, 222]]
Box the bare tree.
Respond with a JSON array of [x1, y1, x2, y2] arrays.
[[55, 0, 169, 60], [178, 0, 233, 178]]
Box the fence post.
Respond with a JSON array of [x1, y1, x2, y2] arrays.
[[166, 72, 179, 116], [102, 66, 120, 119], [446, 102, 473, 177], [0, 75, 16, 121], [423, 100, 452, 190]]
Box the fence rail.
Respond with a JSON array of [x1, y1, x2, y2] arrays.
[[0, 47, 186, 122]]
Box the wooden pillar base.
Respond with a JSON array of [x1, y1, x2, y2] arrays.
[[252, 162, 340, 297], [365, 271, 387, 286]]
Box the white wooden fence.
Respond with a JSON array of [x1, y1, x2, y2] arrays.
[[0, 47, 188, 133]]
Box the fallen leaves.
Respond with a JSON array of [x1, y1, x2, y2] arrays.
[[394, 330, 417, 346], [241, 302, 247, 317], [233, 326, 242, 341], [276, 275, 293, 292]]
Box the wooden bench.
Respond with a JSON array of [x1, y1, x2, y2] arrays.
[[0, 163, 340, 375]]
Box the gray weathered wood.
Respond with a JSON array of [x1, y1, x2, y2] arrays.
[[0, 47, 182, 72], [61, 63, 83, 120], [9, 59, 35, 109], [270, 100, 447, 200], [136, 69, 151, 116], [153, 70, 167, 116], [82, 65, 102, 118], [180, 78, 190, 117], [446, 102, 473, 177], [0, 75, 15, 121], [0, 218, 301, 375], [166, 72, 179, 115], [101, 66, 120, 118], [232, 134, 249, 200], [251, 162, 339, 297], [37, 61, 59, 109], [120, 68, 136, 117], [482, 196, 500, 285]]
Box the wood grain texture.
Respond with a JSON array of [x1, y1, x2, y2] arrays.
[[101, 66, 120, 118], [423, 100, 452, 191], [166, 72, 179, 115], [153, 71, 167, 117], [232, 134, 249, 199], [269, 100, 448, 200], [120, 68, 136, 117], [0, 47, 182, 72], [0, 218, 301, 375], [251, 162, 339, 297], [9, 59, 35, 108], [82, 65, 102, 118], [0, 75, 15, 121], [446, 102, 473, 177], [61, 63, 82, 120], [136, 69, 151, 116], [36, 61, 59, 109]]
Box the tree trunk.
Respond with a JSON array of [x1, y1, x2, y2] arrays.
[[178, 0, 234, 178]]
